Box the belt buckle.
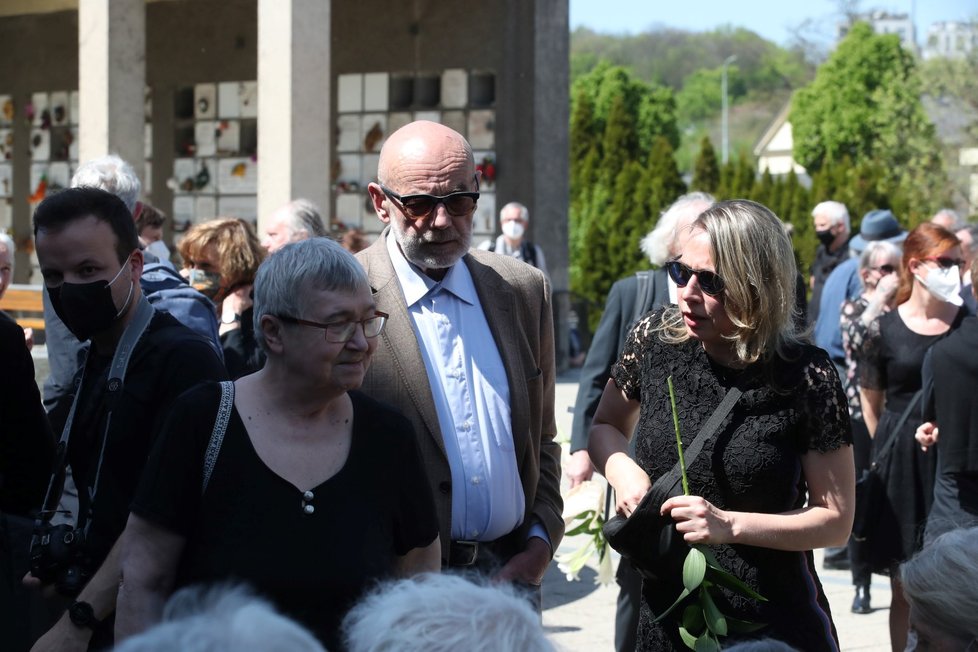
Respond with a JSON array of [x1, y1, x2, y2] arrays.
[[452, 540, 479, 567]]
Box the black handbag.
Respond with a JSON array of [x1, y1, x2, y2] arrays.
[[852, 390, 922, 542], [603, 386, 742, 582]]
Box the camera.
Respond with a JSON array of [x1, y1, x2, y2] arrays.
[[30, 522, 92, 597]]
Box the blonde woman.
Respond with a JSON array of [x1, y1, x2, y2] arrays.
[[589, 200, 854, 651]]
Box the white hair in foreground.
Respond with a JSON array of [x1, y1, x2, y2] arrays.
[[342, 573, 556, 652], [114, 584, 325, 652]]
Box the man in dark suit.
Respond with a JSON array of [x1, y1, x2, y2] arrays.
[[568, 192, 714, 652], [356, 121, 563, 590]]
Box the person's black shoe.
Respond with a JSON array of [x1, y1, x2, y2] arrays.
[[822, 547, 850, 571], [851, 585, 871, 614]]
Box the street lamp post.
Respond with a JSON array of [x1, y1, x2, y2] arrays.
[[721, 54, 737, 165]]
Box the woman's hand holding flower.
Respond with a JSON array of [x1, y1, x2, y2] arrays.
[[661, 495, 735, 545]]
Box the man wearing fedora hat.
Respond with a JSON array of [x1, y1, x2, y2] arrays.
[[812, 208, 907, 578]]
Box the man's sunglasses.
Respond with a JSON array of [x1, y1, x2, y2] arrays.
[[380, 182, 479, 220], [666, 260, 726, 296], [923, 256, 966, 270]]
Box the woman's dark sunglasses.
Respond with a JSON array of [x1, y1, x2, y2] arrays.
[[923, 256, 966, 270], [380, 184, 480, 220], [869, 264, 896, 275], [666, 260, 726, 296]]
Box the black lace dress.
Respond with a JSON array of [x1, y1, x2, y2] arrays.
[[611, 312, 851, 652]]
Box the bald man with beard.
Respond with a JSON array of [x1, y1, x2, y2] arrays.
[[356, 121, 563, 597]]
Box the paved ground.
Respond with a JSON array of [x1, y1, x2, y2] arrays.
[[542, 369, 894, 651]]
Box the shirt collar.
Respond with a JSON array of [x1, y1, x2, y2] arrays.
[[385, 230, 477, 307]]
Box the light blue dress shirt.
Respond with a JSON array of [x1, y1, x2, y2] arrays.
[[386, 234, 547, 545]]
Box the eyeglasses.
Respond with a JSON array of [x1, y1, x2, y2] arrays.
[[380, 181, 480, 220], [923, 256, 965, 270], [666, 260, 726, 296], [869, 264, 897, 275], [276, 312, 389, 343]]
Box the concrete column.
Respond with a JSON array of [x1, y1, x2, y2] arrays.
[[78, 0, 145, 169], [256, 0, 331, 228]]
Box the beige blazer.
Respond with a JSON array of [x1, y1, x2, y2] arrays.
[[356, 231, 564, 560]]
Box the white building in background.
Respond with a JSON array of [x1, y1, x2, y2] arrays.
[[924, 21, 978, 60], [753, 103, 807, 177], [837, 11, 916, 53]]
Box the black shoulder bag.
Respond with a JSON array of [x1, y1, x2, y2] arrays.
[[603, 386, 742, 582], [851, 390, 922, 542]]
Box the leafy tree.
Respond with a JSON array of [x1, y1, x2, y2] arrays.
[[692, 136, 720, 193], [676, 65, 743, 123], [791, 22, 948, 221], [647, 137, 688, 219], [568, 63, 679, 330]]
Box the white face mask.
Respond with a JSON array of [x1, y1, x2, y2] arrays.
[[501, 220, 525, 240], [915, 265, 963, 306]]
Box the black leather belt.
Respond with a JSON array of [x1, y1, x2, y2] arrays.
[[448, 540, 480, 567]]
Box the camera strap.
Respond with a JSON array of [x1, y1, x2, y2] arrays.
[[34, 296, 155, 531]]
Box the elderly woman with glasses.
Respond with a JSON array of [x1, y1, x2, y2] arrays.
[[588, 200, 854, 651], [840, 240, 903, 614], [858, 222, 968, 651], [115, 237, 440, 649]]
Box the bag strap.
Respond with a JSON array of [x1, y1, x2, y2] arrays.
[[652, 385, 743, 498], [35, 296, 155, 526], [870, 389, 923, 469], [202, 380, 235, 495]]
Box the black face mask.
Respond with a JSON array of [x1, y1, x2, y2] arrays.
[[49, 256, 134, 342], [815, 229, 836, 247]]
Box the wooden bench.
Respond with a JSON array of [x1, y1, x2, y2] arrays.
[[0, 284, 45, 332]]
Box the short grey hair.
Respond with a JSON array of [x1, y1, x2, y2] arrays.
[[284, 198, 328, 239], [114, 584, 325, 652], [500, 201, 529, 222], [932, 208, 961, 230], [0, 231, 14, 271], [641, 192, 716, 266], [252, 237, 369, 352], [71, 154, 141, 215], [901, 526, 978, 645], [812, 200, 851, 234], [343, 574, 555, 652], [858, 240, 902, 271]]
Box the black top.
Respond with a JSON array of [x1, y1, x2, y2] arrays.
[[808, 242, 849, 326], [923, 316, 978, 474], [613, 311, 850, 652], [132, 385, 439, 650], [220, 306, 265, 380], [858, 307, 964, 569], [0, 311, 54, 516], [65, 311, 227, 570]]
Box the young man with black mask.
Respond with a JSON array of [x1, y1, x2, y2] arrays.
[[27, 187, 227, 651]]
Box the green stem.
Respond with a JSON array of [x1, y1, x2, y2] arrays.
[[668, 375, 690, 496]]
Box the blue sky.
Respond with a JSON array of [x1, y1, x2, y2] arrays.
[[569, 0, 975, 47]]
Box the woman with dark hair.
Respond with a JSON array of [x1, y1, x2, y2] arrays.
[[859, 222, 967, 652], [589, 200, 854, 651]]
